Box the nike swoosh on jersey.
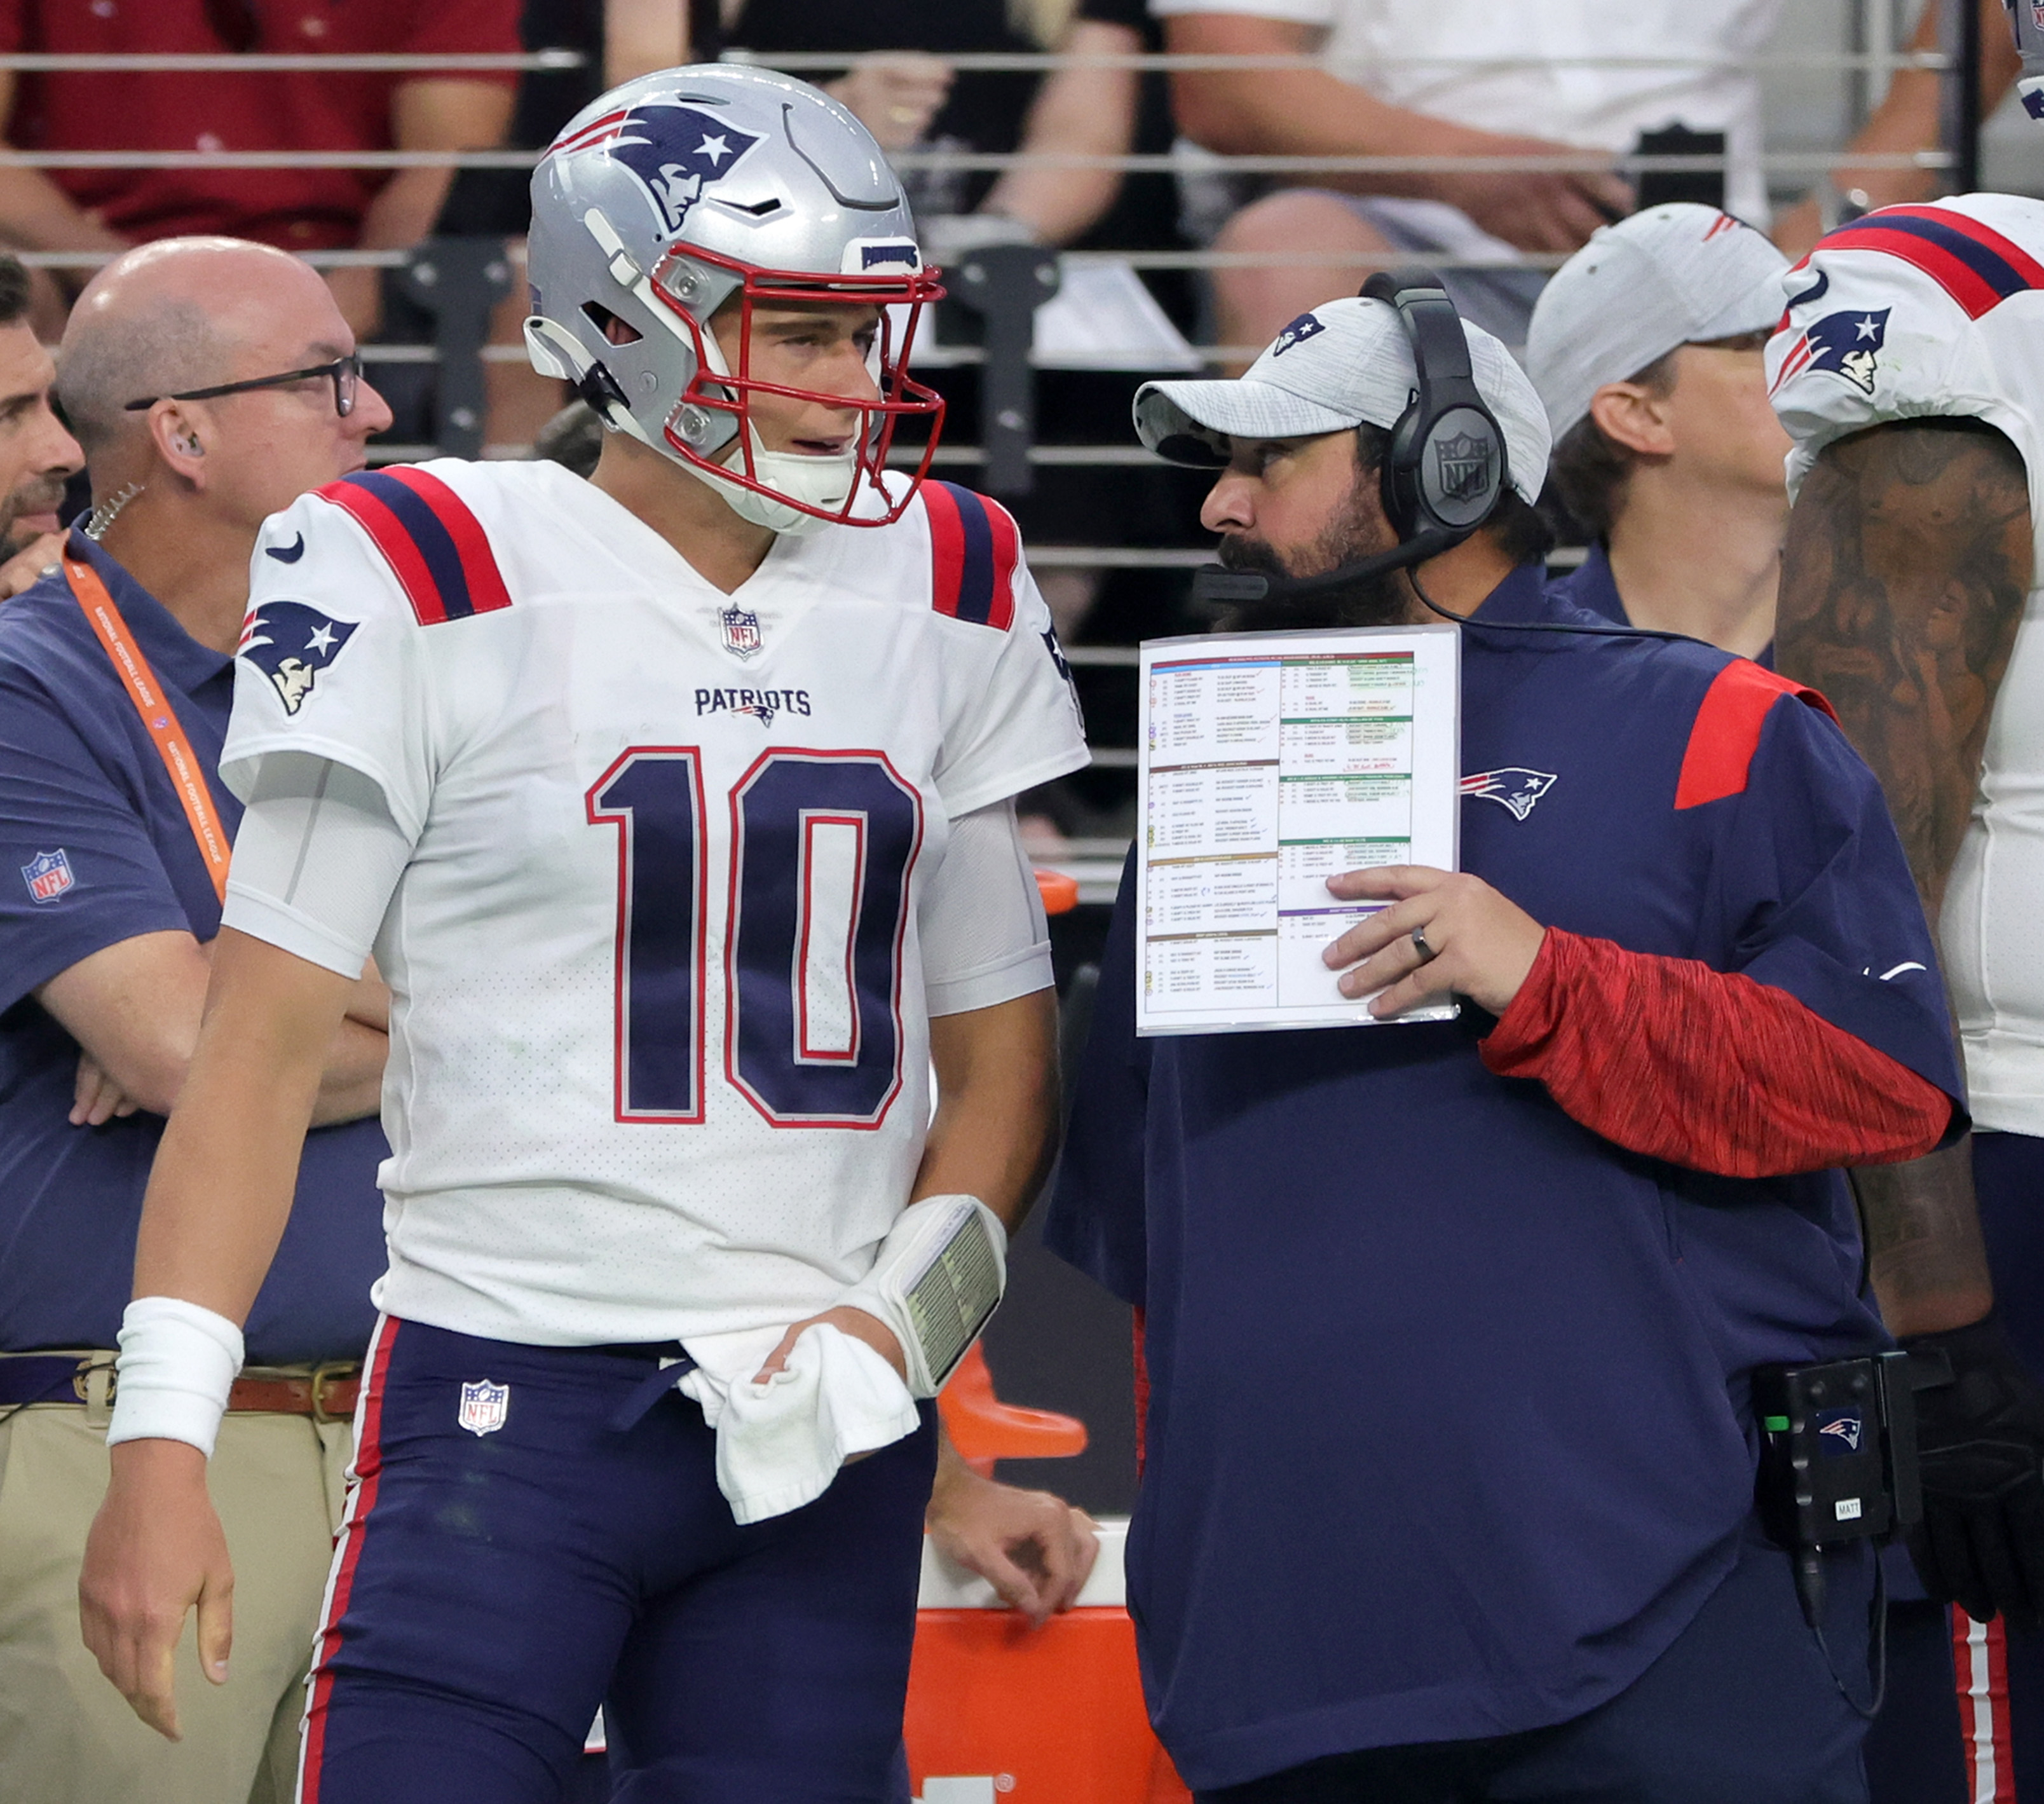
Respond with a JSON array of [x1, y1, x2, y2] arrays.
[[266, 533, 307, 563]]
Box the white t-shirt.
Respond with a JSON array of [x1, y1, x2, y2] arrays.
[[216, 459, 1089, 1347], [1149, 0, 1782, 226], [1769, 192, 2044, 1136]]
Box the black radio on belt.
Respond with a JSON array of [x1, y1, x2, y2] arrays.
[[1753, 1351, 1921, 1549]]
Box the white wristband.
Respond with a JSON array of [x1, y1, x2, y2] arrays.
[[107, 1296, 245, 1458], [836, 1194, 1007, 1398]]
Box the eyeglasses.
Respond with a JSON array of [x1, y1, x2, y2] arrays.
[[123, 353, 362, 417]]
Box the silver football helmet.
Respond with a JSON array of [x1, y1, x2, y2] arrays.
[[524, 65, 946, 533]]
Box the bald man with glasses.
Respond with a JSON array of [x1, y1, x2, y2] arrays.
[[0, 236, 396, 1804]]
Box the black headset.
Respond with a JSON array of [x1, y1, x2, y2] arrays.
[[1194, 267, 1710, 647], [1366, 266, 1509, 545]]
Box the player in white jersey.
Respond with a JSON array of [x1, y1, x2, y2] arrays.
[[79, 67, 1091, 1802], [1769, 192, 2044, 1803]]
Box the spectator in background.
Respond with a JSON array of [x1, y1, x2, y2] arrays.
[[1774, 0, 2021, 258], [0, 238, 392, 1804], [0, 0, 522, 342], [717, 0, 1155, 263], [1165, 0, 2027, 365], [1526, 204, 1790, 661]]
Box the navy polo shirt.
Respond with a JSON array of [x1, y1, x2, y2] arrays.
[[0, 531, 387, 1363], [1547, 542, 1776, 668], [1046, 564, 1959, 1789]]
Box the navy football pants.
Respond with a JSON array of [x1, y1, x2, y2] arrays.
[[1196, 1524, 1876, 1804], [300, 1318, 937, 1804], [1867, 1129, 2044, 1804]]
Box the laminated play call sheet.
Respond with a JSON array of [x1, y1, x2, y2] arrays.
[[1136, 624, 1461, 1036]]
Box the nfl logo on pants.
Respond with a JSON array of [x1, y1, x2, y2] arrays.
[[458, 1379, 510, 1437]]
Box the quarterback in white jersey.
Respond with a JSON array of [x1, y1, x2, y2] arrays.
[[219, 455, 1082, 1356], [82, 66, 1092, 1801], [1769, 192, 2044, 1795]]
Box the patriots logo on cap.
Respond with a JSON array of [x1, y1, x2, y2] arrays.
[[603, 104, 763, 236], [1269, 311, 1325, 357], [1460, 768, 1557, 821], [239, 601, 358, 716], [1776, 307, 1891, 397]]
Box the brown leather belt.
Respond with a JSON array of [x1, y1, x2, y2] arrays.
[[0, 1353, 362, 1423], [228, 1365, 363, 1421]]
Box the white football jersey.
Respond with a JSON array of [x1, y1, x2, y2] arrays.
[[1769, 193, 2044, 1134], [219, 459, 1087, 1346]]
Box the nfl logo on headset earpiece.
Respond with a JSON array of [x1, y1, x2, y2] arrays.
[[1363, 267, 1508, 543]]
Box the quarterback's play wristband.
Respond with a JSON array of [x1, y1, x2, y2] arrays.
[[106, 1295, 245, 1458], [835, 1194, 1007, 1398]]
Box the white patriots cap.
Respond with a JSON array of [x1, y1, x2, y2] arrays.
[[1526, 203, 1790, 442], [1133, 294, 1550, 507]]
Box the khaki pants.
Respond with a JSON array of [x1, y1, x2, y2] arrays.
[[0, 1388, 351, 1804]]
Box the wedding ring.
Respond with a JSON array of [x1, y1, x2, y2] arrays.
[[887, 105, 920, 125], [1411, 924, 1436, 964]]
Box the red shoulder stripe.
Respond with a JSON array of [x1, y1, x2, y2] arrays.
[[925, 479, 967, 622], [1674, 659, 1838, 810], [981, 490, 1019, 632], [315, 468, 512, 626], [923, 480, 1019, 630]]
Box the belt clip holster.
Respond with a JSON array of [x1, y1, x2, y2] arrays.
[[1753, 1350, 1921, 1551]]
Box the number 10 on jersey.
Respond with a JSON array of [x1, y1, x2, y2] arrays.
[[585, 747, 923, 1130]]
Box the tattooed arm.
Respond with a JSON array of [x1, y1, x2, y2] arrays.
[[1776, 418, 2032, 1334]]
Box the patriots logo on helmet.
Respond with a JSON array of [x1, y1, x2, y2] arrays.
[[606, 104, 764, 236], [238, 601, 358, 716], [1459, 768, 1557, 821], [1797, 307, 1891, 395], [1269, 312, 1326, 357]]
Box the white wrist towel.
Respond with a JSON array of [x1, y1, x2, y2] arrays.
[[107, 1296, 245, 1457]]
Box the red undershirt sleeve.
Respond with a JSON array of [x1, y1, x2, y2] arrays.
[[1480, 928, 1952, 1178]]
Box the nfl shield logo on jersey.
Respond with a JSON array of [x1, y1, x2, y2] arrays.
[[457, 1379, 510, 1437], [721, 605, 763, 659], [20, 848, 72, 903]]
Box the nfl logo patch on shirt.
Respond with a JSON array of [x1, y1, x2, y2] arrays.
[[721, 605, 763, 660], [457, 1379, 510, 1437], [21, 849, 72, 904]]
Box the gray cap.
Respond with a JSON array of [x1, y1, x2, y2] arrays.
[[1134, 295, 1550, 505], [1526, 204, 1790, 442]]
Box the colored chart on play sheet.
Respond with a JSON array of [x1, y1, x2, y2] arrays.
[[1136, 625, 1461, 1036]]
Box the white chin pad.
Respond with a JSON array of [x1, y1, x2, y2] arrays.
[[681, 424, 858, 537], [836, 1194, 1007, 1397]]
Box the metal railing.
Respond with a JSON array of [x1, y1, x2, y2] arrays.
[[0, 11, 1990, 873]]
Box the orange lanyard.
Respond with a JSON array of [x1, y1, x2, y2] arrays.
[[62, 549, 231, 906]]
